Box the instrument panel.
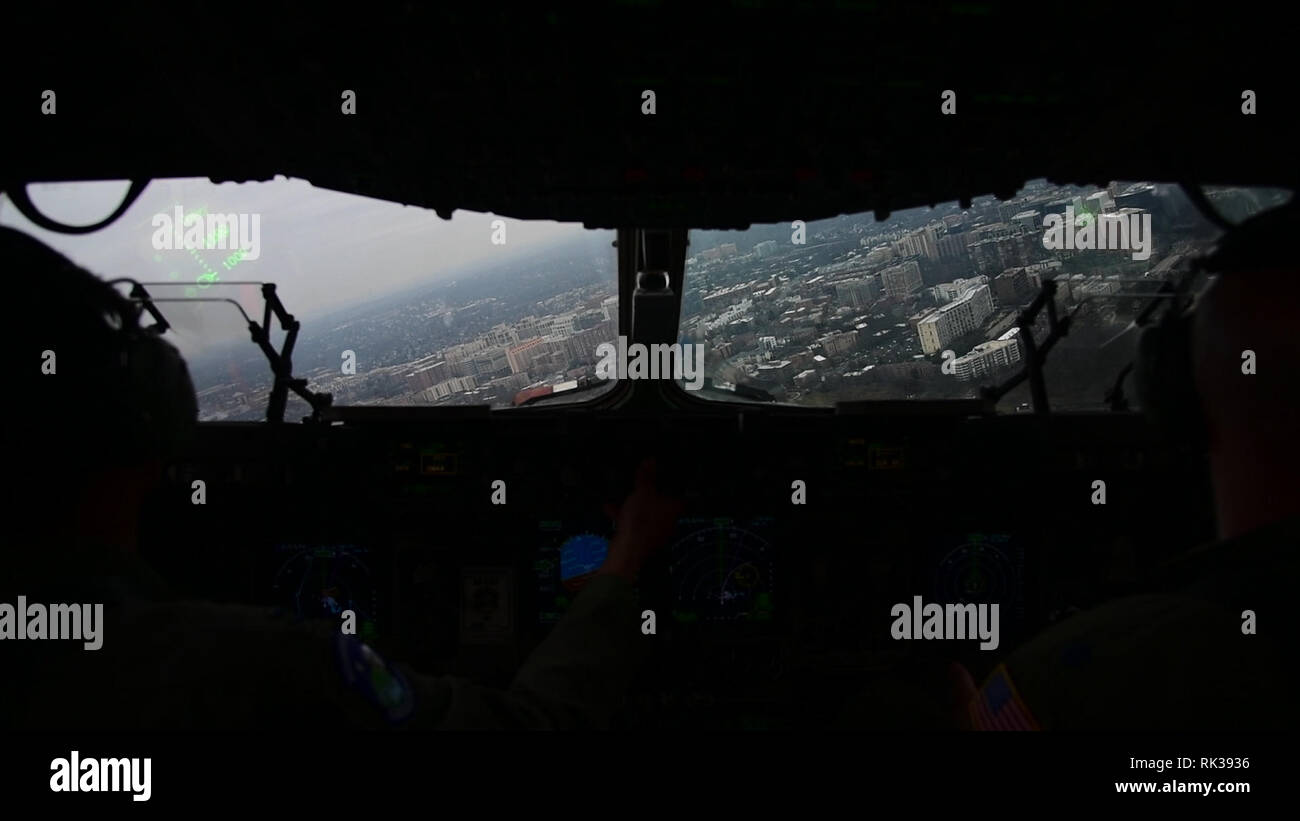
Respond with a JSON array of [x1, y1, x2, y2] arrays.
[[135, 410, 1215, 724]]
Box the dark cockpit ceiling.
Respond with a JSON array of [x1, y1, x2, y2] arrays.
[[4, 4, 1296, 231]]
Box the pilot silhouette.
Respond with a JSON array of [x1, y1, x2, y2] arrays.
[[963, 205, 1300, 731], [0, 225, 683, 731]]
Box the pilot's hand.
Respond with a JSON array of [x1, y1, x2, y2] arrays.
[[597, 458, 684, 582]]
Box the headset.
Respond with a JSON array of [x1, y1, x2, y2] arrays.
[[1132, 199, 1300, 447], [109, 294, 200, 459], [6, 225, 198, 462]]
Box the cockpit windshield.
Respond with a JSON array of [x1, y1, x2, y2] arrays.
[[681, 181, 1291, 411], [1, 177, 619, 419]]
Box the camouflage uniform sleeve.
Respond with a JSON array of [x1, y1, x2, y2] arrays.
[[33, 576, 643, 731], [969, 594, 1294, 731], [326, 574, 643, 730], [424, 574, 644, 729]]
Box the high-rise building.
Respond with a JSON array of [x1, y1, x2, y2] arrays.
[[993, 267, 1038, 305], [1011, 210, 1041, 233], [879, 260, 923, 298], [507, 337, 547, 374], [550, 314, 577, 336], [918, 224, 941, 260], [471, 346, 510, 379], [950, 328, 1023, 381], [916, 284, 995, 354], [996, 233, 1037, 270], [967, 239, 1001, 275], [406, 359, 449, 392], [891, 234, 920, 259], [932, 275, 989, 304], [484, 323, 519, 347], [892, 226, 941, 261], [563, 320, 615, 366], [908, 305, 938, 330], [819, 330, 858, 357], [835, 276, 880, 308], [937, 233, 970, 261]]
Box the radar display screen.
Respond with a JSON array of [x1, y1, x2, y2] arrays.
[[669, 516, 774, 623], [933, 531, 1025, 644]]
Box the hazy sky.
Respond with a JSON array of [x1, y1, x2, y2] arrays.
[[0, 177, 591, 320]]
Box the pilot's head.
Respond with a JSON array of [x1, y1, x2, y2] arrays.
[[4, 226, 197, 555], [1188, 204, 1300, 537]]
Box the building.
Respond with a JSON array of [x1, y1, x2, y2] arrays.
[[863, 245, 895, 266], [483, 323, 519, 348], [753, 240, 779, 258], [949, 328, 1023, 381], [891, 234, 921, 259], [932, 275, 989, 304], [819, 330, 858, 357], [1085, 190, 1116, 214], [967, 238, 1001, 275], [834, 276, 880, 309], [702, 282, 753, 311], [917, 224, 940, 260], [890, 226, 940, 261], [752, 360, 793, 384], [992, 267, 1038, 306], [486, 372, 532, 395], [937, 233, 970, 261], [470, 346, 510, 378], [423, 374, 478, 401], [600, 296, 619, 322], [563, 320, 615, 366], [406, 359, 449, 392], [507, 337, 547, 374], [1011, 210, 1041, 233], [818, 258, 872, 276], [879, 259, 923, 298], [916, 284, 995, 354], [969, 232, 1039, 274], [908, 305, 938, 330], [548, 314, 577, 336]]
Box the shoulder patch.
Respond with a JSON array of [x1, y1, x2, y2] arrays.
[[334, 634, 415, 724], [969, 663, 1040, 731]]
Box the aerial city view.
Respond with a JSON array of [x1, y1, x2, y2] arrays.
[[182, 181, 1283, 420]]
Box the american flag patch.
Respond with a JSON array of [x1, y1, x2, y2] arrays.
[[969, 664, 1041, 731]]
